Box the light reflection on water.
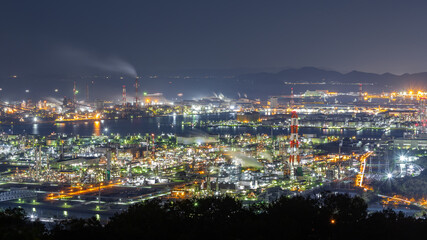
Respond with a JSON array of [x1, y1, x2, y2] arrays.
[[32, 124, 39, 135], [93, 121, 101, 136], [0, 113, 406, 138]]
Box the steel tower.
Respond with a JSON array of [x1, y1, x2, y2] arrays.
[[288, 111, 300, 174]]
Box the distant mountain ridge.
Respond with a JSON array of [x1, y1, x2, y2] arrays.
[[1, 67, 426, 101], [238, 66, 427, 86]]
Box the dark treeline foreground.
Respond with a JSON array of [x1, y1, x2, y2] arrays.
[[1, 193, 427, 240]]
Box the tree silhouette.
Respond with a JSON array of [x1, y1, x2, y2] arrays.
[[4, 193, 427, 240], [0, 208, 45, 240]]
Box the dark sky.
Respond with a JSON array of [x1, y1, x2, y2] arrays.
[[1, 0, 427, 75]]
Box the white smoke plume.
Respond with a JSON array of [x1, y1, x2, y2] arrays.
[[224, 151, 263, 168], [45, 97, 62, 105], [58, 46, 137, 77]]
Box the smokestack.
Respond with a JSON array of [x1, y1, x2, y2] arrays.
[[106, 149, 111, 181], [122, 85, 127, 106], [135, 77, 139, 106], [288, 111, 300, 177], [73, 81, 77, 107], [151, 133, 155, 158], [86, 81, 89, 102], [290, 87, 294, 107]]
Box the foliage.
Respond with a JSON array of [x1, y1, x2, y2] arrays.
[[3, 193, 427, 240], [376, 169, 427, 198], [0, 208, 45, 240]]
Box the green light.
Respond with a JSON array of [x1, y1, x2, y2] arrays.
[[143, 92, 147, 96]]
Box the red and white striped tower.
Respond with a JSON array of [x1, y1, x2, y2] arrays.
[[288, 111, 300, 173], [122, 85, 127, 106]]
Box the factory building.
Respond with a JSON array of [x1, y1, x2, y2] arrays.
[[236, 111, 261, 123], [269, 97, 279, 108], [393, 137, 427, 149]]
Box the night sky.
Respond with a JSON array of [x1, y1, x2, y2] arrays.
[[2, 0, 427, 76]]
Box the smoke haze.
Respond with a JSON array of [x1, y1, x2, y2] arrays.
[[58, 46, 137, 77]]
